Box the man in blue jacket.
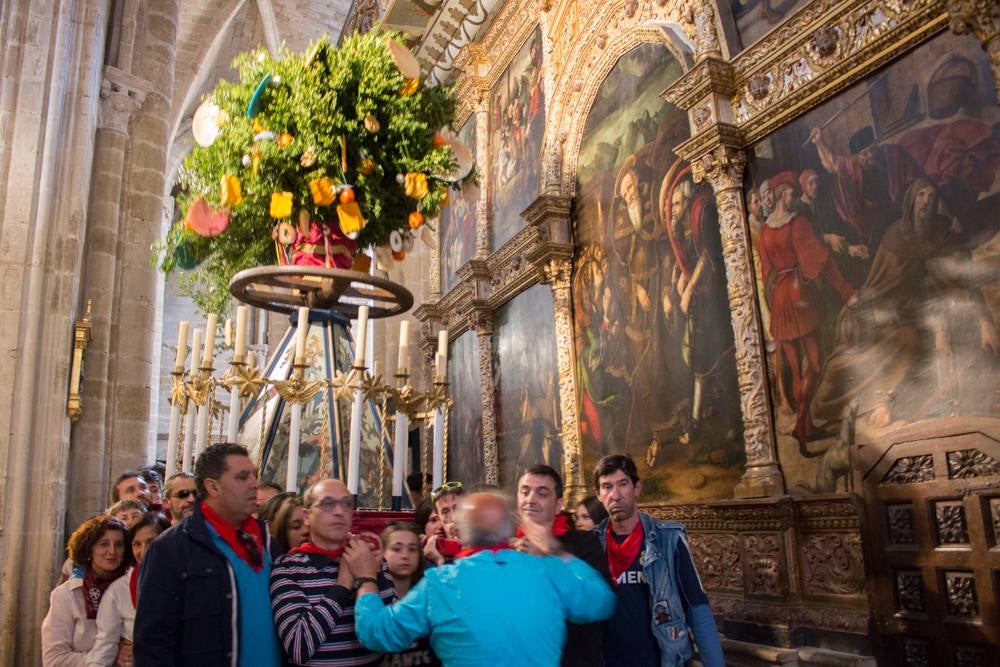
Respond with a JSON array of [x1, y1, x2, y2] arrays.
[[347, 490, 616, 666], [135, 443, 281, 666], [594, 453, 725, 667]]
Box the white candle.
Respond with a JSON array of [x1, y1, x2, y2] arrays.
[[437, 329, 448, 358], [235, 306, 249, 361], [173, 321, 190, 371], [227, 384, 241, 444], [286, 403, 303, 491], [392, 411, 408, 500], [397, 320, 410, 372], [347, 387, 364, 495], [189, 329, 203, 375], [201, 314, 219, 369], [435, 350, 447, 383], [182, 403, 196, 473], [354, 305, 369, 366], [294, 306, 309, 364], [432, 406, 444, 489], [224, 318, 233, 348]]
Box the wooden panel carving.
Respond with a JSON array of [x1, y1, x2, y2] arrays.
[[946, 448, 1000, 479], [688, 532, 743, 592], [800, 532, 864, 596]]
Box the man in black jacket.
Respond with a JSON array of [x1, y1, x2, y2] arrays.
[[134, 443, 281, 666], [514, 464, 611, 667]]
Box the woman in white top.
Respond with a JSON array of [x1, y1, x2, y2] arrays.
[[86, 511, 170, 667], [41, 515, 129, 666]]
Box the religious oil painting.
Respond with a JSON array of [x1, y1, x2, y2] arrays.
[[493, 284, 562, 487], [490, 26, 545, 251], [447, 332, 484, 485], [745, 31, 1000, 494], [440, 117, 479, 292], [725, 0, 810, 52], [572, 42, 745, 502]]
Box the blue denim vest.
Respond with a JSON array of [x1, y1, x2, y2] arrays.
[[596, 512, 693, 667]]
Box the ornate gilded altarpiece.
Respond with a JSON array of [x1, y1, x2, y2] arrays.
[[410, 0, 1000, 662]]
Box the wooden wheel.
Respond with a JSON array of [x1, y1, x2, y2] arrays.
[[229, 265, 413, 318]]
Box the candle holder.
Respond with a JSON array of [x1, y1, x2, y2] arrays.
[[187, 366, 216, 408], [272, 361, 325, 405], [218, 356, 268, 399]]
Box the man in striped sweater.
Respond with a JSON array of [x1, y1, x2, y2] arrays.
[[270, 479, 394, 666]]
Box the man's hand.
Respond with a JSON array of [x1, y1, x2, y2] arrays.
[[423, 534, 445, 566], [635, 284, 650, 311], [809, 127, 823, 145], [336, 556, 354, 588], [518, 519, 562, 556], [115, 640, 134, 667], [846, 293, 859, 308], [848, 244, 869, 259], [343, 537, 379, 580], [823, 233, 846, 253]]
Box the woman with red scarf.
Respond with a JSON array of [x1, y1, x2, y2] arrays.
[[42, 515, 129, 666], [87, 512, 170, 666]]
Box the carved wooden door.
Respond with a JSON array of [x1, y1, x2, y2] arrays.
[[854, 417, 1000, 667]]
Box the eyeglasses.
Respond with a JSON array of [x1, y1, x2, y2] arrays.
[[236, 530, 262, 567], [432, 481, 463, 501], [170, 489, 196, 500], [313, 496, 354, 512]]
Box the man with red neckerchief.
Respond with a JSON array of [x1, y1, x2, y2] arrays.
[[135, 443, 281, 666], [269, 478, 394, 666], [514, 464, 610, 667], [348, 490, 615, 667], [594, 454, 724, 667]]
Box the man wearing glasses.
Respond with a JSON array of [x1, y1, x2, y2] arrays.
[[163, 471, 197, 524], [270, 478, 394, 666], [135, 443, 282, 666]]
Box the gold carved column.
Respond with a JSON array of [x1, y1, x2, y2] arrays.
[[691, 144, 784, 498], [471, 309, 500, 486], [948, 0, 1000, 105], [541, 257, 584, 500]]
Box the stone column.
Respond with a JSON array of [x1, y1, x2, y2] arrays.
[[692, 146, 785, 498], [106, 0, 180, 473], [0, 2, 109, 663], [948, 0, 1000, 104], [471, 310, 499, 486], [69, 69, 146, 528], [474, 89, 492, 258]]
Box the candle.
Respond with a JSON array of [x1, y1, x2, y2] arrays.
[[354, 305, 369, 366], [201, 314, 219, 369], [235, 306, 249, 361], [224, 318, 233, 348], [173, 321, 190, 371], [392, 410, 408, 505], [347, 387, 364, 494], [286, 404, 303, 491], [397, 320, 410, 373], [435, 350, 447, 383], [189, 329, 204, 374], [437, 329, 448, 358], [294, 306, 309, 364]]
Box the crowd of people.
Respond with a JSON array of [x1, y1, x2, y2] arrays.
[[41, 444, 724, 666]]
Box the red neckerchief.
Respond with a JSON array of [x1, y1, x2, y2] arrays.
[[82, 566, 124, 619], [606, 520, 644, 582], [200, 501, 263, 572], [455, 544, 513, 559], [515, 513, 570, 539], [290, 541, 343, 559], [129, 565, 139, 608]]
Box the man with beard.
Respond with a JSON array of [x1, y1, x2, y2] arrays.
[[611, 157, 673, 448], [662, 174, 733, 444], [163, 471, 197, 524], [811, 178, 999, 429]]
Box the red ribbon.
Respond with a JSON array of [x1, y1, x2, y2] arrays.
[[515, 513, 570, 539], [200, 501, 264, 571], [455, 544, 513, 559], [290, 541, 344, 560]]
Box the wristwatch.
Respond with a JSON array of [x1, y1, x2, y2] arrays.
[[352, 576, 378, 592]]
